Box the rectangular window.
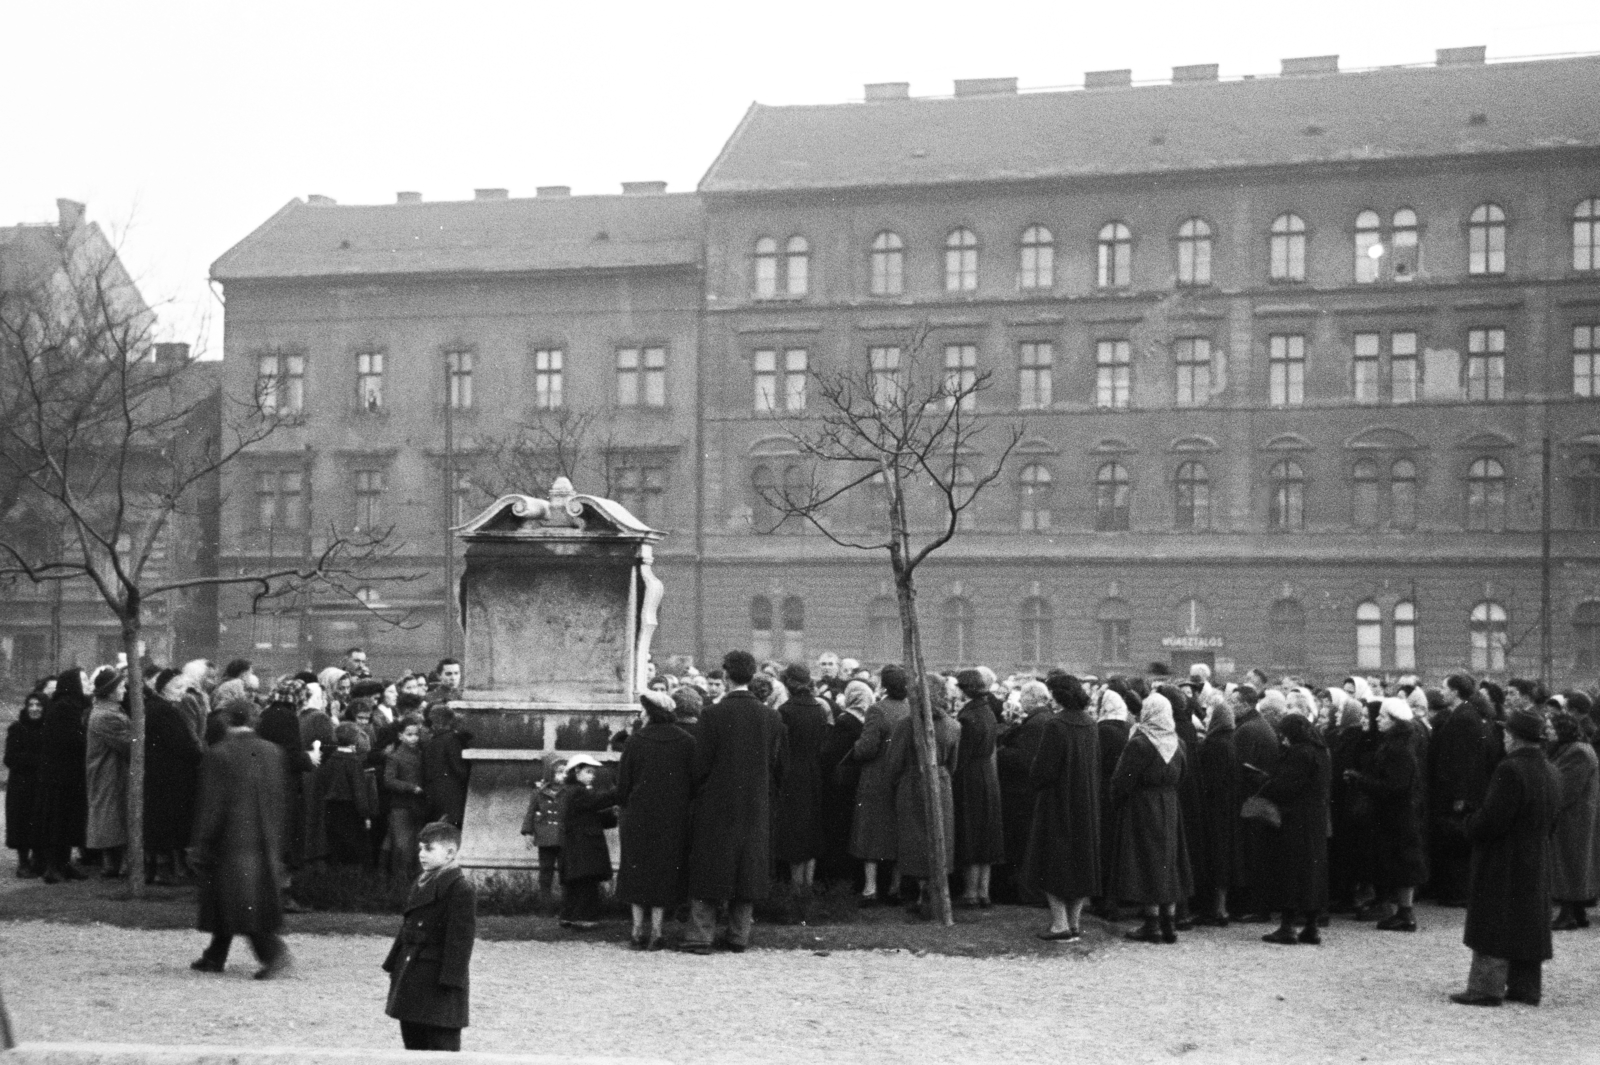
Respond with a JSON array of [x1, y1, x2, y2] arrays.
[[1100, 619, 1130, 664], [1356, 619, 1383, 670], [257, 354, 305, 414], [1095, 340, 1131, 409], [753, 349, 777, 412], [1391, 332, 1419, 404], [253, 470, 304, 530], [616, 346, 667, 408], [533, 348, 563, 410], [754, 348, 806, 412], [944, 344, 978, 411], [354, 469, 385, 530], [357, 352, 384, 412], [1466, 327, 1506, 402], [1575, 325, 1599, 397], [446, 350, 474, 410], [1353, 332, 1381, 404], [614, 463, 665, 526], [1269, 334, 1305, 407], [783, 348, 807, 412], [1018, 342, 1053, 410], [869, 346, 902, 407], [1174, 337, 1212, 407]]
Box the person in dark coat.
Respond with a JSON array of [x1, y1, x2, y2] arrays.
[[1547, 711, 1598, 930], [1161, 683, 1208, 927], [996, 680, 1054, 904], [384, 820, 476, 1051], [317, 722, 375, 866], [682, 650, 785, 953], [1090, 685, 1133, 918], [1430, 674, 1497, 906], [559, 755, 618, 928], [254, 680, 316, 885], [1328, 692, 1376, 915], [1108, 691, 1192, 944], [1233, 693, 1282, 921], [1256, 713, 1332, 945], [817, 680, 869, 887], [188, 699, 291, 978], [850, 666, 912, 902], [952, 669, 1005, 906], [5, 693, 47, 877], [422, 708, 469, 828], [33, 669, 91, 882], [887, 674, 959, 919], [616, 692, 696, 949], [386, 718, 428, 881], [1023, 674, 1100, 941], [773, 663, 830, 891], [1452, 708, 1563, 1006], [144, 675, 204, 885], [1194, 694, 1240, 925], [1347, 698, 1429, 932]]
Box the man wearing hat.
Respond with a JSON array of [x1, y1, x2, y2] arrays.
[[1451, 707, 1561, 1007], [1429, 674, 1498, 907]]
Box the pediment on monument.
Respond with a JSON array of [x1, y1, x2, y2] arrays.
[[455, 478, 662, 541]]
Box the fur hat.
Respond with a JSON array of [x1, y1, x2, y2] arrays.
[[1505, 707, 1548, 743]]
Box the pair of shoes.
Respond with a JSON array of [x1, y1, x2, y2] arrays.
[[1036, 929, 1080, 942], [675, 942, 713, 955], [1504, 990, 1541, 1006], [253, 953, 294, 980], [1297, 926, 1322, 945], [1377, 913, 1417, 932], [629, 934, 648, 951], [189, 957, 225, 973], [1448, 992, 1502, 1007], [1124, 924, 1162, 944], [1261, 927, 1299, 945], [646, 935, 665, 952]]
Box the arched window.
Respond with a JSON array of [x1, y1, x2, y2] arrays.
[[1354, 210, 1383, 283], [1391, 208, 1419, 280], [1468, 203, 1506, 276], [1269, 460, 1306, 530], [750, 595, 774, 660], [870, 231, 904, 295], [1097, 598, 1132, 665], [868, 595, 899, 663], [1097, 222, 1132, 287], [941, 596, 974, 666], [1575, 198, 1600, 272], [784, 236, 810, 296], [1268, 598, 1307, 669], [1176, 218, 1212, 286], [1019, 225, 1054, 289], [1356, 600, 1383, 669], [1391, 459, 1418, 529], [750, 464, 776, 531], [1574, 600, 1600, 673], [780, 595, 805, 660], [1269, 213, 1307, 281], [1174, 461, 1210, 530], [1394, 600, 1417, 670], [1018, 463, 1053, 531], [1470, 601, 1509, 672], [1573, 455, 1600, 529], [1465, 457, 1506, 531], [1019, 596, 1054, 667], [753, 237, 779, 297], [1094, 462, 1131, 531], [945, 227, 978, 292], [1352, 459, 1380, 528]]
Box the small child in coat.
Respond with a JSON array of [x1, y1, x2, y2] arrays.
[[383, 820, 476, 1052], [558, 754, 617, 929], [520, 757, 569, 905]]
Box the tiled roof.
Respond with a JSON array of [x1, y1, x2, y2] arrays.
[[699, 55, 1600, 193], [211, 193, 703, 281]]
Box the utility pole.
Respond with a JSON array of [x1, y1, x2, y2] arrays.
[[1541, 433, 1553, 691], [443, 354, 457, 660]]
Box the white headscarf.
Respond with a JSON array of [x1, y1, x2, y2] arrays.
[[1093, 688, 1131, 723], [1134, 691, 1179, 764]]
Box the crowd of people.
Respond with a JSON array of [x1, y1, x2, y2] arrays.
[[4, 644, 1597, 1005]]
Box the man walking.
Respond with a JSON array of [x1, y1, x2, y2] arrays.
[[680, 650, 785, 954]]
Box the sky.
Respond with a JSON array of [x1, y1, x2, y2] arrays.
[[4, 0, 1596, 354]]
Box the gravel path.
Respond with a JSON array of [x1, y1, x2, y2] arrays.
[[2, 914, 1595, 1064]]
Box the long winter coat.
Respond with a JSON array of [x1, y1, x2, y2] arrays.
[[1195, 724, 1241, 891], [84, 700, 131, 850], [1464, 745, 1562, 962], [616, 722, 696, 907], [4, 713, 44, 851], [1430, 703, 1497, 827], [144, 695, 202, 851], [850, 697, 911, 860], [1258, 736, 1332, 913], [997, 707, 1053, 898], [1330, 724, 1377, 892], [774, 692, 830, 864], [686, 689, 785, 901], [887, 710, 959, 880], [1107, 733, 1192, 905], [818, 711, 864, 869], [33, 672, 91, 852], [561, 785, 618, 883], [1020, 708, 1100, 901], [1095, 717, 1130, 891], [1549, 741, 1598, 902], [192, 728, 286, 936], [1233, 709, 1281, 897], [1350, 724, 1428, 890], [953, 698, 1005, 865], [254, 702, 314, 867], [384, 865, 475, 1030], [422, 728, 469, 827]]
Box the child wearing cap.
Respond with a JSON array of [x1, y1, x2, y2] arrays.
[[520, 756, 569, 910], [383, 820, 476, 1051], [558, 755, 617, 929]]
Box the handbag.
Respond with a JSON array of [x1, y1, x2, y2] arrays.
[[1241, 793, 1282, 828]]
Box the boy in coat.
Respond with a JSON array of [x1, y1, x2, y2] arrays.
[[384, 820, 476, 1051]]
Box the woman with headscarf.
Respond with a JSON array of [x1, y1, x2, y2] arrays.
[[33, 669, 92, 882], [1107, 691, 1193, 943], [1328, 689, 1378, 916], [1090, 685, 1133, 920], [616, 690, 696, 950], [142, 668, 204, 884], [1346, 698, 1428, 932], [1159, 682, 1206, 929], [318, 667, 350, 720], [952, 669, 1005, 907], [255, 678, 315, 877], [849, 665, 912, 904], [818, 678, 871, 886], [997, 679, 1055, 904], [1548, 711, 1598, 930], [84, 668, 132, 878], [773, 664, 830, 895], [1023, 674, 1100, 941], [886, 673, 959, 919], [1256, 713, 1332, 944], [5, 692, 48, 877], [1194, 692, 1240, 925]]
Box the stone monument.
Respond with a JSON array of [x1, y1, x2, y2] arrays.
[[447, 477, 664, 870]]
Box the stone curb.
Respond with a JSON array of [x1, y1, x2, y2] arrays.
[[4, 1045, 670, 1065]]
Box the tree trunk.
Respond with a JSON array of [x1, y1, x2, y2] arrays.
[[123, 607, 146, 900]]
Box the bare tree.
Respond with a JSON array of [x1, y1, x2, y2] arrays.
[[759, 324, 1022, 925], [0, 218, 400, 896], [473, 405, 622, 503]]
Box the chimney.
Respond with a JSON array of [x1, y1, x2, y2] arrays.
[[1172, 63, 1219, 83], [56, 199, 86, 231], [621, 181, 668, 195], [1084, 69, 1133, 89], [953, 77, 1018, 97], [474, 188, 509, 201], [306, 194, 336, 206], [536, 186, 571, 197], [153, 342, 190, 366], [865, 82, 910, 101], [396, 191, 422, 204], [1281, 55, 1339, 77], [1436, 45, 1487, 66]]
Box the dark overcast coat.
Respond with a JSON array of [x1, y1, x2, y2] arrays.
[[384, 865, 475, 1029], [953, 699, 1005, 865], [774, 692, 830, 864], [1107, 733, 1192, 905], [193, 729, 286, 936], [616, 722, 696, 907], [1464, 745, 1561, 962], [686, 690, 785, 901], [1021, 708, 1101, 901]]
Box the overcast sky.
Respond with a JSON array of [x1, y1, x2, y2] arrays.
[[4, 0, 1595, 352]]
